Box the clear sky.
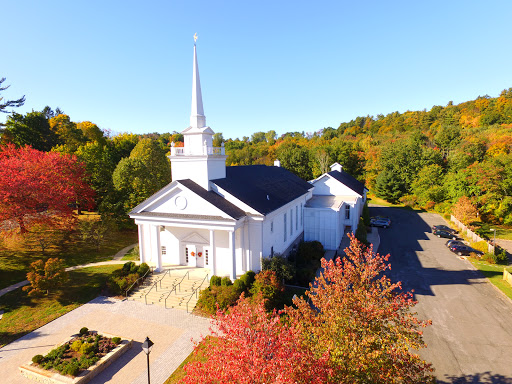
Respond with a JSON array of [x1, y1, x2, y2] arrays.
[[2, 1, 512, 140]]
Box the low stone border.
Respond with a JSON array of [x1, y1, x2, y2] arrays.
[[19, 332, 132, 384]]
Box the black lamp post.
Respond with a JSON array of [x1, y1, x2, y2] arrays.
[[142, 336, 154, 384]]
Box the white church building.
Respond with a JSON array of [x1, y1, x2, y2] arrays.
[[129, 41, 367, 280]]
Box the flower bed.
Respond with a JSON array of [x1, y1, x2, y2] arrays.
[[19, 327, 132, 384]]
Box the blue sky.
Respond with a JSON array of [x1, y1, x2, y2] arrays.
[[2, 1, 512, 140]]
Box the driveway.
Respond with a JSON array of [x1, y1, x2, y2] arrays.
[[0, 296, 210, 384], [371, 206, 512, 383]]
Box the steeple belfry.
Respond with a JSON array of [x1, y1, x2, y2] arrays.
[[190, 42, 206, 129]]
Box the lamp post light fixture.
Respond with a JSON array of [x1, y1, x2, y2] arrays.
[[142, 336, 154, 384]]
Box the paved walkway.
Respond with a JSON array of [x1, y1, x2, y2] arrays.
[[0, 243, 138, 298], [0, 296, 211, 384]]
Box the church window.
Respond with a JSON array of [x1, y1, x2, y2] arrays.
[[161, 246, 166, 255], [185, 247, 189, 263], [301, 203, 303, 226], [271, 246, 274, 257], [205, 249, 209, 265], [296, 206, 298, 230], [270, 221, 274, 233], [284, 213, 287, 242], [345, 205, 350, 220]]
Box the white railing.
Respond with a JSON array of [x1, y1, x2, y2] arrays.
[[170, 145, 225, 156]]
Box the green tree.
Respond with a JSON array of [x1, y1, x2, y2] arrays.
[[265, 130, 277, 144], [112, 138, 172, 211], [277, 142, 312, 180], [2, 111, 58, 151], [412, 164, 445, 205], [212, 132, 224, 147]]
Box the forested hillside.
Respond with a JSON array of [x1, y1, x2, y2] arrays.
[[2, 88, 512, 225]]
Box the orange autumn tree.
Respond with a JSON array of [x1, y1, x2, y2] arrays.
[[287, 235, 434, 383], [23, 258, 68, 296], [0, 144, 94, 233]]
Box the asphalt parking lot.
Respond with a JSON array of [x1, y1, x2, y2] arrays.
[[371, 206, 512, 383]]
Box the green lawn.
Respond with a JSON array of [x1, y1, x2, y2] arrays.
[[0, 264, 120, 348], [0, 228, 137, 290], [468, 258, 512, 300], [469, 222, 512, 241], [121, 245, 139, 261]]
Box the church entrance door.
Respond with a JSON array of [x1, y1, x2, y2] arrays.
[[196, 246, 204, 268], [187, 245, 197, 267]]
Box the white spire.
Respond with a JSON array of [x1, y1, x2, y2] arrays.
[[190, 40, 206, 128]]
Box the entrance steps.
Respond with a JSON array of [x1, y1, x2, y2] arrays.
[[127, 268, 209, 312]]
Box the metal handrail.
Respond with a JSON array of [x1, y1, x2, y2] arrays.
[[125, 266, 153, 299], [163, 271, 190, 308], [185, 273, 209, 313]]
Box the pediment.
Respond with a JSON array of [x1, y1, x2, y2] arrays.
[[181, 231, 209, 245]]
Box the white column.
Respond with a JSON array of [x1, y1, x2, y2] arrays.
[[241, 225, 246, 272], [209, 229, 216, 276], [151, 225, 162, 272], [137, 224, 145, 263], [229, 230, 236, 281], [246, 224, 251, 272]]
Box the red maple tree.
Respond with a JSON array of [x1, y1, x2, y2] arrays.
[[181, 294, 331, 384], [0, 144, 95, 233]]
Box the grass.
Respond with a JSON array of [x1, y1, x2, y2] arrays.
[[0, 221, 137, 290], [468, 258, 512, 300], [164, 336, 216, 384], [121, 245, 139, 261], [0, 264, 120, 348], [469, 222, 512, 241]]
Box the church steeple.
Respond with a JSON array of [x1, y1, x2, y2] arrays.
[[169, 35, 227, 191], [190, 40, 206, 129]]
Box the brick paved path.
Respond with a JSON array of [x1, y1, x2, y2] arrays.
[[0, 296, 211, 384]]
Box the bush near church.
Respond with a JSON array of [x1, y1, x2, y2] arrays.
[[197, 270, 284, 315], [107, 261, 150, 295]]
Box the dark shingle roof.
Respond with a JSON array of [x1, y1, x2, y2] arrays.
[[212, 165, 312, 215], [327, 170, 366, 196], [177, 179, 246, 219]]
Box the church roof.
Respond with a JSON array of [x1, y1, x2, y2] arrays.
[[326, 170, 367, 196], [212, 165, 313, 215], [177, 179, 246, 219]]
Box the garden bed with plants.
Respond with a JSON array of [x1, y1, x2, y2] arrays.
[[19, 327, 132, 384]]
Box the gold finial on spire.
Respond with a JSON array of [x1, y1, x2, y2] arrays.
[[194, 33, 198, 43]]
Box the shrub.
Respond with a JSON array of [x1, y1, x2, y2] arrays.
[[122, 261, 136, 273], [107, 273, 139, 295], [239, 271, 255, 288], [262, 254, 295, 282], [496, 249, 509, 265], [210, 275, 221, 287], [250, 270, 284, 310], [221, 277, 232, 286], [79, 327, 89, 335], [295, 241, 324, 286], [32, 355, 44, 364], [233, 279, 246, 293], [79, 342, 95, 355], [137, 263, 150, 277], [355, 217, 367, 244], [64, 361, 80, 376], [112, 337, 121, 345], [71, 340, 83, 352], [197, 285, 240, 315], [470, 241, 489, 253]]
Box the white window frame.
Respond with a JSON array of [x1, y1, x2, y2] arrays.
[[161, 246, 166, 255], [284, 213, 287, 242]]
